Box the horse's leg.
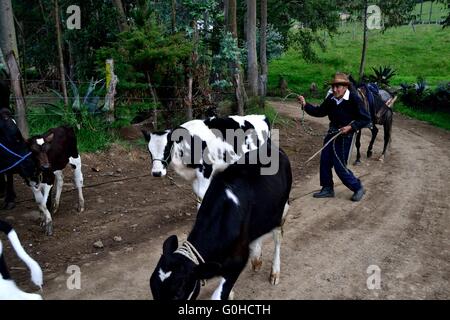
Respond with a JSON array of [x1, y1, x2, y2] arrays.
[[2, 173, 16, 210], [354, 130, 362, 165], [379, 113, 393, 162], [367, 125, 378, 158]]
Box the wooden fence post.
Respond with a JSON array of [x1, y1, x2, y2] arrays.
[[104, 59, 117, 123], [6, 51, 28, 138]]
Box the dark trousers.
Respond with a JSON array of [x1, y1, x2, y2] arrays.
[[320, 133, 362, 192]]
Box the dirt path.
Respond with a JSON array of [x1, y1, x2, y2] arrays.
[[2, 100, 449, 299]]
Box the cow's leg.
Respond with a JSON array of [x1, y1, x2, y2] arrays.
[[211, 271, 244, 301], [269, 202, 288, 285], [367, 125, 378, 158], [354, 130, 362, 165], [2, 173, 16, 210], [270, 226, 283, 285], [69, 156, 84, 212], [249, 237, 263, 272], [53, 170, 63, 214], [30, 183, 53, 236]]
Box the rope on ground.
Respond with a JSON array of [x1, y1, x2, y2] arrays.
[[12, 172, 198, 207]]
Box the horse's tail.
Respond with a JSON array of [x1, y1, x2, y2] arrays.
[[0, 220, 43, 288]]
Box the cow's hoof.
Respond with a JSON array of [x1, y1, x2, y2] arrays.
[[44, 222, 53, 236], [251, 258, 262, 272], [353, 160, 362, 166], [378, 156, 384, 162], [367, 151, 373, 158], [269, 272, 280, 285], [52, 203, 59, 215], [2, 201, 16, 210]]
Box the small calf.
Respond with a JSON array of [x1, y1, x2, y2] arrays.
[[0, 220, 43, 300], [150, 142, 292, 300], [28, 126, 84, 235]]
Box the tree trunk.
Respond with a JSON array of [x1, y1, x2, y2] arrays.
[[104, 59, 117, 123], [0, 0, 19, 63], [259, 0, 268, 107], [55, 0, 68, 106], [112, 0, 128, 32], [228, 0, 245, 115], [186, 76, 193, 120], [224, 0, 229, 30], [419, 0, 423, 23], [6, 52, 28, 138], [171, 0, 176, 33], [246, 0, 258, 97], [145, 72, 159, 130], [358, 0, 369, 82]]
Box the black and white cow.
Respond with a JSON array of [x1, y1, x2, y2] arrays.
[[150, 142, 292, 300], [0, 108, 39, 210], [0, 219, 43, 300], [142, 115, 271, 201], [27, 126, 85, 235]]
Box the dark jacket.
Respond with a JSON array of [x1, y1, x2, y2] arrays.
[[304, 89, 371, 133]]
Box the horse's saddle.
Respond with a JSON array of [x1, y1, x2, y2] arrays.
[[356, 84, 390, 125]]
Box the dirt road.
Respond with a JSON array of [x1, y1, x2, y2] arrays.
[[2, 100, 449, 299]]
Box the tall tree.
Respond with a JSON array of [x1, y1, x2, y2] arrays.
[[0, 0, 19, 62], [112, 0, 128, 32], [246, 0, 258, 97], [228, 0, 246, 115], [54, 0, 68, 106], [259, 0, 268, 102], [358, 0, 369, 81], [171, 0, 177, 33]]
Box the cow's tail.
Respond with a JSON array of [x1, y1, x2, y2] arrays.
[[0, 220, 43, 288]]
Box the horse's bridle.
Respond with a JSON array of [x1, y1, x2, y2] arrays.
[[0, 142, 32, 174]]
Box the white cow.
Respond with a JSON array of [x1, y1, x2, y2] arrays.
[[142, 115, 271, 201]]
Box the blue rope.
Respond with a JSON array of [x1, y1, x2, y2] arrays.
[[0, 143, 32, 174]]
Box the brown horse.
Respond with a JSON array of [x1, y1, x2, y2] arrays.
[[353, 83, 397, 164]]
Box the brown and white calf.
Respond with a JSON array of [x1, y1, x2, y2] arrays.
[[28, 126, 84, 235]]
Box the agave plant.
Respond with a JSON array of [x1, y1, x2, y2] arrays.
[[368, 66, 396, 87], [51, 77, 105, 113]]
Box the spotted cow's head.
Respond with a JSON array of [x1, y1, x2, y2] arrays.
[[142, 130, 173, 177], [28, 133, 54, 171], [150, 235, 220, 300]]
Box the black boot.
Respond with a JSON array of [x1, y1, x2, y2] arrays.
[[313, 187, 335, 198], [351, 186, 365, 202]]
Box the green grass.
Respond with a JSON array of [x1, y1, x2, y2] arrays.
[[413, 1, 448, 22], [268, 24, 450, 97], [395, 102, 450, 131]]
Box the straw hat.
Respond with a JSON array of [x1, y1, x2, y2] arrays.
[[329, 72, 350, 86]]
